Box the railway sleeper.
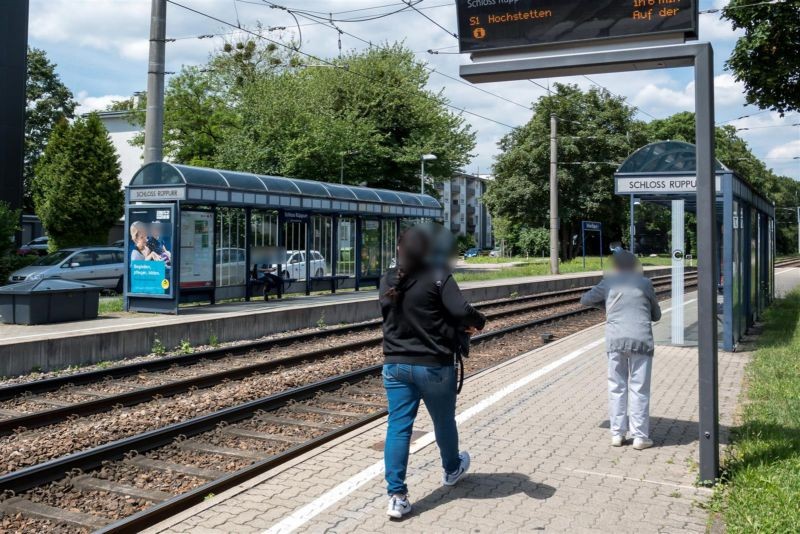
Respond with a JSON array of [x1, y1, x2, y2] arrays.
[[255, 414, 339, 431], [285, 405, 364, 419], [126, 456, 224, 481], [72, 474, 173, 503], [317, 394, 386, 408], [177, 440, 273, 460], [221, 426, 307, 444], [0, 496, 109, 531]]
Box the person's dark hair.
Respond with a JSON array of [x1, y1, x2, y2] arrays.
[[612, 249, 639, 272], [385, 226, 431, 302]]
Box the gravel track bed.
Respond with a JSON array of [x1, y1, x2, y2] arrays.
[[198, 433, 293, 454], [235, 418, 323, 440], [0, 514, 84, 534], [95, 462, 206, 495], [26, 485, 150, 520], [147, 444, 252, 472], [0, 348, 382, 475]]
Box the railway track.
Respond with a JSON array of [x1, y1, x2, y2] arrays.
[[0, 275, 694, 533], [0, 272, 693, 436]]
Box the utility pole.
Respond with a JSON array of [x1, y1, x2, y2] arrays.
[[144, 0, 167, 165], [549, 113, 559, 274], [630, 195, 636, 254], [796, 206, 799, 256]]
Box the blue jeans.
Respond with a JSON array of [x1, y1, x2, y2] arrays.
[[382, 363, 460, 496]]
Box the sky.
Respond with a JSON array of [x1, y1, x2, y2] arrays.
[[28, 0, 800, 180]]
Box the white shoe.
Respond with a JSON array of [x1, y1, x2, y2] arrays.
[[611, 435, 624, 447], [443, 451, 471, 486], [633, 438, 654, 450], [386, 494, 411, 519]]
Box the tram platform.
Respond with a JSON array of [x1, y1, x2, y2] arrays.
[[0, 267, 676, 377], [143, 298, 737, 534]]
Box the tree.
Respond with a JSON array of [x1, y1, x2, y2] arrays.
[[33, 113, 123, 251], [25, 48, 77, 211], [517, 227, 549, 257], [0, 202, 21, 257], [723, 1, 800, 114], [485, 83, 645, 259], [217, 43, 475, 191]]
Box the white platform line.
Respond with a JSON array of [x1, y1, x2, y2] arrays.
[[776, 267, 799, 276], [567, 468, 712, 493], [261, 298, 692, 534]]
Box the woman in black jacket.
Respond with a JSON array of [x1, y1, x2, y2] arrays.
[[380, 226, 486, 519]]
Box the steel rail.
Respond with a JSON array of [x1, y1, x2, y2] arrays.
[[0, 271, 682, 401]]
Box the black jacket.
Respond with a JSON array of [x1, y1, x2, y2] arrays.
[[380, 268, 486, 367]]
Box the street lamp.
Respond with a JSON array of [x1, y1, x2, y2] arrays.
[[420, 154, 437, 195]]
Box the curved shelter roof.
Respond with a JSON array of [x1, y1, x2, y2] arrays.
[[616, 141, 727, 174], [129, 162, 442, 218]]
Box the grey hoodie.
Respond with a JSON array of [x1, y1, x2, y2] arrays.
[[580, 272, 662, 356]]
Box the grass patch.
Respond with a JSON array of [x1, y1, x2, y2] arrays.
[[454, 256, 673, 283], [711, 290, 800, 533], [98, 296, 123, 314]]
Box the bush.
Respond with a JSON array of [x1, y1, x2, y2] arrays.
[[517, 227, 549, 257], [0, 254, 39, 286], [0, 202, 21, 257], [455, 234, 476, 254]]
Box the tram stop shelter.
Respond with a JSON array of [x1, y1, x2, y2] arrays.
[[123, 162, 442, 314], [615, 141, 775, 351]]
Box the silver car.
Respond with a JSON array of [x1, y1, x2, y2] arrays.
[[7, 247, 125, 292]]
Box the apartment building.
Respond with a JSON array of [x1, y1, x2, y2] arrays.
[[435, 172, 494, 250]]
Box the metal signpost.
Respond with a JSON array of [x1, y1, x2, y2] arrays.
[[456, 0, 720, 483], [581, 221, 604, 270]]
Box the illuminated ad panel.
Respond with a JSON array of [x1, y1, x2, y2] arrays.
[[456, 0, 698, 53]]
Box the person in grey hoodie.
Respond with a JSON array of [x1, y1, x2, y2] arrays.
[[581, 249, 662, 450]]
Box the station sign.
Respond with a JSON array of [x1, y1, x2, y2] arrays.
[[615, 175, 721, 195], [582, 221, 602, 232], [131, 187, 186, 202], [455, 0, 698, 53]]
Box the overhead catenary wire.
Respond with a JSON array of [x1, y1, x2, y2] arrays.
[[166, 0, 518, 130]]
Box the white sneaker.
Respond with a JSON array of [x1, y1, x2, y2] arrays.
[[386, 494, 411, 519], [633, 438, 654, 450], [611, 435, 624, 447], [443, 451, 471, 486]]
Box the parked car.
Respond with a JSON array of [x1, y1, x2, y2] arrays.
[[489, 248, 502, 258], [17, 236, 49, 256], [7, 247, 125, 292], [463, 247, 480, 259], [279, 250, 327, 279], [216, 247, 247, 287]]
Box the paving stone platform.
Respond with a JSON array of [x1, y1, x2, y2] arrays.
[[145, 295, 751, 534]]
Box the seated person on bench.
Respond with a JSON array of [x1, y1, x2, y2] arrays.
[[251, 264, 283, 300]]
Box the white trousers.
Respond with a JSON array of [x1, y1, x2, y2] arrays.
[[607, 352, 652, 439]]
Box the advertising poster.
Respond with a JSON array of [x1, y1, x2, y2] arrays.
[[180, 211, 215, 289], [127, 205, 174, 297]]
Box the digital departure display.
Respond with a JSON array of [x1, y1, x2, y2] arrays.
[[456, 0, 698, 53]]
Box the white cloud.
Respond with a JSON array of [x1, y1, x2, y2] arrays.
[[75, 91, 129, 115], [767, 140, 800, 160]]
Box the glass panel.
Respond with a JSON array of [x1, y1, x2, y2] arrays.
[[251, 210, 278, 247], [216, 207, 246, 287], [220, 171, 267, 191], [292, 179, 330, 198], [311, 215, 333, 277], [324, 183, 358, 200], [351, 188, 381, 202], [751, 207, 758, 321], [394, 192, 423, 206], [70, 251, 95, 267], [374, 190, 403, 204], [282, 221, 307, 281], [337, 218, 356, 278], [260, 176, 301, 194], [95, 250, 118, 266], [361, 219, 381, 278], [381, 219, 397, 272], [130, 163, 184, 186], [174, 165, 228, 187]]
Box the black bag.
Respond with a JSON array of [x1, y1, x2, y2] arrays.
[[434, 270, 469, 394]]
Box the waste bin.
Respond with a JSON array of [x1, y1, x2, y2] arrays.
[[0, 279, 103, 325]]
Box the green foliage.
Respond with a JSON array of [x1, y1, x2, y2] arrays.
[[0, 202, 21, 257], [140, 40, 474, 192], [711, 290, 800, 532], [33, 113, 123, 251], [208, 332, 220, 348], [0, 255, 38, 287], [25, 48, 77, 211], [178, 340, 193, 355], [152, 337, 166, 356], [486, 83, 645, 260], [316, 312, 327, 330], [455, 234, 476, 254], [517, 227, 549, 257], [723, 1, 800, 114]]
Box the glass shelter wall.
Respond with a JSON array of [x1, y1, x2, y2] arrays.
[[338, 218, 356, 278], [216, 207, 246, 289]]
